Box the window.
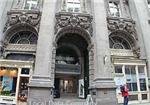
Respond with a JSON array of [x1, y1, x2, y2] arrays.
[[138, 66, 147, 91], [109, 36, 131, 49], [108, 1, 120, 17], [0, 67, 18, 97], [114, 64, 149, 102], [24, 0, 38, 10], [125, 66, 138, 91], [9, 31, 38, 44], [66, 0, 81, 13]]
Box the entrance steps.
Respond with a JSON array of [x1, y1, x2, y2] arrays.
[[54, 99, 86, 105]]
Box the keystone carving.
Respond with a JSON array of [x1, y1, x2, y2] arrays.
[[3, 10, 41, 32], [55, 12, 93, 36]]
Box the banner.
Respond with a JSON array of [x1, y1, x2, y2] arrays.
[[79, 79, 84, 98]]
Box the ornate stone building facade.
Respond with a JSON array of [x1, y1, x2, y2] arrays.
[[0, 0, 150, 105]]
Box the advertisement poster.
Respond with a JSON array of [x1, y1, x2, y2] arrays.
[[2, 76, 13, 91], [79, 79, 85, 98]]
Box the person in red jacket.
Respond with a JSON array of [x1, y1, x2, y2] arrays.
[[120, 84, 129, 105]]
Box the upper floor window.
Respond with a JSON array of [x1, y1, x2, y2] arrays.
[[108, 1, 120, 17], [109, 35, 131, 50], [62, 0, 81, 13], [9, 31, 38, 44], [24, 0, 38, 10]]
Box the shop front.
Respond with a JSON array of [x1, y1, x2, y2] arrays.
[[113, 59, 150, 104], [0, 59, 33, 105]]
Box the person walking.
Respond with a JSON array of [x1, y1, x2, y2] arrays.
[[121, 84, 129, 105]]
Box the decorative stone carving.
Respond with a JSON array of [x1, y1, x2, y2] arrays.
[[3, 10, 41, 32], [107, 17, 137, 40], [55, 12, 93, 36], [107, 17, 140, 57]]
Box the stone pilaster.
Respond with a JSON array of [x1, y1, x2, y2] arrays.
[[27, 0, 57, 104], [0, 0, 13, 58], [92, 0, 118, 105]]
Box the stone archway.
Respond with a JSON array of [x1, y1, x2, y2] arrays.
[[51, 27, 95, 99]]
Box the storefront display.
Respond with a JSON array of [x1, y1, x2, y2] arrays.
[[0, 67, 18, 97], [114, 63, 149, 103], [0, 60, 33, 104]]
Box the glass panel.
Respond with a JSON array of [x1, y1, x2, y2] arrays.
[[129, 95, 138, 101], [142, 94, 148, 100], [109, 1, 120, 17], [18, 77, 29, 102], [139, 79, 147, 91], [0, 67, 18, 96], [115, 65, 122, 73], [24, 0, 38, 10], [125, 66, 137, 91], [21, 68, 30, 75], [66, 0, 81, 13], [138, 66, 147, 91]]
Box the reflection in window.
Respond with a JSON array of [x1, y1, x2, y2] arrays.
[[125, 66, 138, 91], [24, 0, 38, 10], [109, 36, 131, 49], [109, 1, 120, 17], [138, 66, 147, 91], [0, 67, 18, 97], [9, 31, 38, 44], [66, 0, 81, 13]]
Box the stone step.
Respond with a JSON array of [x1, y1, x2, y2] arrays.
[[54, 99, 86, 105]]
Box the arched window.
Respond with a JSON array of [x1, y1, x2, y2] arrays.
[[9, 31, 38, 44], [109, 36, 131, 49]]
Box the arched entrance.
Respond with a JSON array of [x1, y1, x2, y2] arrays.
[[54, 32, 90, 99]]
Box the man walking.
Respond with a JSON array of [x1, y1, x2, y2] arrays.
[[121, 84, 129, 105]]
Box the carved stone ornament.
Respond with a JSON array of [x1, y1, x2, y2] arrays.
[[3, 10, 41, 32], [107, 17, 137, 40], [55, 12, 93, 36]]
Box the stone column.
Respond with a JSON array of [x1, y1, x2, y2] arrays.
[[27, 0, 57, 104], [92, 0, 118, 105], [0, 0, 13, 58], [128, 0, 150, 98]]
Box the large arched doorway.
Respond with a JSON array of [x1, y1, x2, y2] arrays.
[[54, 33, 90, 99]]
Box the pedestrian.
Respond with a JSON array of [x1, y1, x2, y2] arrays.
[[120, 84, 129, 105]]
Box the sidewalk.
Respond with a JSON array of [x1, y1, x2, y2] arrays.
[[129, 103, 150, 105]]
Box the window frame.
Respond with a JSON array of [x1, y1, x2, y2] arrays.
[[23, 0, 38, 10]]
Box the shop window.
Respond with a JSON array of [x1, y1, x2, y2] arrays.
[[138, 66, 147, 91], [18, 77, 29, 102], [24, 0, 38, 10], [108, 1, 120, 17], [109, 36, 131, 50], [65, 0, 81, 13], [129, 95, 138, 101], [142, 94, 148, 100], [125, 66, 137, 91], [115, 65, 122, 73], [9, 31, 38, 44], [0, 67, 18, 97]]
